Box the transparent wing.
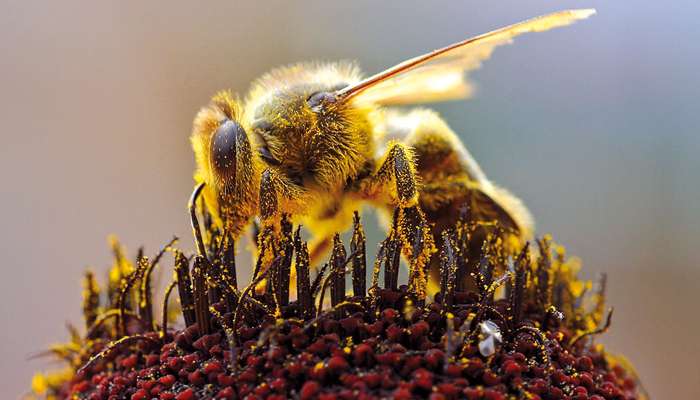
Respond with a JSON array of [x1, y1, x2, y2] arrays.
[[336, 9, 595, 106]]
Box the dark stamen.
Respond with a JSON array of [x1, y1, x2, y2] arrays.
[[350, 211, 367, 297], [82, 270, 100, 330], [294, 226, 313, 318], [191, 255, 211, 335], [330, 234, 347, 306], [174, 250, 196, 327], [510, 243, 529, 327], [160, 280, 177, 337]]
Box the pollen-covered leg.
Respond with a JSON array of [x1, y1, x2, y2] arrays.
[[370, 142, 419, 207], [395, 109, 534, 291], [191, 91, 262, 239], [363, 142, 436, 299], [256, 168, 309, 289], [259, 169, 279, 226]]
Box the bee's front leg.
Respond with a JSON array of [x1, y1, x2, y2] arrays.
[[363, 142, 436, 298], [259, 169, 279, 227], [257, 168, 308, 237], [256, 168, 308, 279]]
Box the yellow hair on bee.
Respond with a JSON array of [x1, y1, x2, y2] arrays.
[[244, 62, 376, 193], [245, 62, 363, 115]]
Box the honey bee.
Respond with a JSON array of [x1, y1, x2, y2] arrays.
[[191, 9, 595, 289]]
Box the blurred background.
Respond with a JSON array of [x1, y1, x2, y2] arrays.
[[1, 0, 698, 398]]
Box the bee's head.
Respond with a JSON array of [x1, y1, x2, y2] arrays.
[[246, 63, 374, 191]]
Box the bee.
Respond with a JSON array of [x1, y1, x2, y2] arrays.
[[191, 9, 595, 290]]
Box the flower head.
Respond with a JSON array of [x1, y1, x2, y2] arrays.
[[29, 195, 646, 400]]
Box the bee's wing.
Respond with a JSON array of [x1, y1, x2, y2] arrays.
[[336, 9, 595, 106]]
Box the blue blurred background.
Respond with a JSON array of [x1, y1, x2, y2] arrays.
[[1, 1, 698, 398]]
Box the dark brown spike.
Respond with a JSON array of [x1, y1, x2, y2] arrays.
[[160, 279, 177, 337], [107, 240, 124, 306], [268, 251, 282, 314], [593, 272, 608, 325], [475, 236, 496, 298], [383, 234, 401, 290], [200, 194, 216, 239], [453, 205, 471, 292], [116, 256, 149, 337], [294, 227, 313, 317], [350, 211, 367, 297], [107, 236, 134, 309], [204, 236, 223, 307], [278, 215, 294, 307], [370, 238, 388, 295], [207, 265, 222, 309], [454, 249, 469, 293], [174, 250, 196, 327], [138, 237, 178, 332], [311, 263, 329, 298], [191, 255, 211, 335], [330, 234, 347, 306], [551, 246, 568, 311], [315, 256, 357, 317], [536, 236, 553, 308], [82, 270, 100, 330], [444, 312, 457, 358], [134, 256, 154, 329], [510, 243, 530, 327], [439, 231, 458, 308], [316, 268, 334, 317], [385, 208, 401, 290], [189, 182, 208, 258]]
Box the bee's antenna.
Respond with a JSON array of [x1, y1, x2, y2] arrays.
[[189, 182, 208, 259]]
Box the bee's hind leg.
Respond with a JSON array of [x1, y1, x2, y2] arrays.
[[362, 142, 437, 298], [401, 109, 533, 290]]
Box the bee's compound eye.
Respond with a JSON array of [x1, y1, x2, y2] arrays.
[[210, 119, 246, 179], [307, 91, 337, 111]]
